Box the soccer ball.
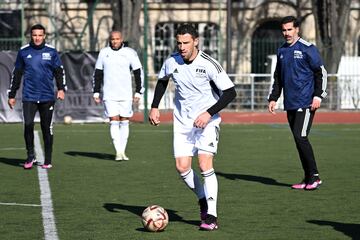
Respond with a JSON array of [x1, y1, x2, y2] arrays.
[[63, 115, 72, 125], [141, 205, 169, 232]]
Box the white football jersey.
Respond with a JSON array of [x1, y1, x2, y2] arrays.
[[95, 46, 142, 100], [158, 50, 234, 126]]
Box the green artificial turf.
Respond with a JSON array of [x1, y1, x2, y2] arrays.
[[0, 123, 359, 239]]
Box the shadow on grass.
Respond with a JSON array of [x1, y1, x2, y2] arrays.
[[103, 202, 199, 231], [0, 157, 24, 167], [217, 171, 291, 187], [308, 220, 360, 240], [64, 151, 114, 161]]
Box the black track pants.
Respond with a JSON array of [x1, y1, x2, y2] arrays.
[[23, 101, 54, 164], [287, 108, 319, 178]]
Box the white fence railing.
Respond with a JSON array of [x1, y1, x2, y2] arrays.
[[144, 73, 360, 111]]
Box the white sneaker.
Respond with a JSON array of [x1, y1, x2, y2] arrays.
[[115, 152, 129, 161]]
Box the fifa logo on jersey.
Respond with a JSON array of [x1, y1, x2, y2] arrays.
[[195, 68, 206, 77], [294, 50, 303, 59], [196, 68, 206, 74], [42, 52, 51, 60]]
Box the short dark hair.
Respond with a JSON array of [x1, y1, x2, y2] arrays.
[[30, 24, 46, 34], [280, 16, 300, 28], [176, 24, 199, 39]]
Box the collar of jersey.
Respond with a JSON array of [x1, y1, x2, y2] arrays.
[[110, 43, 124, 51]]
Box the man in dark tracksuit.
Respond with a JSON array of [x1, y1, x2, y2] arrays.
[[7, 24, 66, 170], [268, 16, 327, 190]]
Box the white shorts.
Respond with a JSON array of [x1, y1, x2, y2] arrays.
[[173, 117, 221, 158], [103, 100, 133, 118]]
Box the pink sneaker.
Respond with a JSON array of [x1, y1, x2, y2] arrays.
[[291, 181, 307, 189], [23, 158, 36, 169], [305, 179, 322, 190], [24, 161, 34, 169], [199, 214, 218, 231], [41, 164, 52, 169]]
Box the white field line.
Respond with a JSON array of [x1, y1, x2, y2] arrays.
[[0, 202, 41, 207], [0, 147, 26, 151], [34, 131, 59, 240]]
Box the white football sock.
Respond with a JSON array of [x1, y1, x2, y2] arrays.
[[119, 120, 129, 153], [202, 168, 218, 217], [110, 121, 121, 153], [180, 169, 205, 199]]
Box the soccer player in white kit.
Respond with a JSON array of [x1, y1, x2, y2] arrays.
[[149, 24, 236, 231], [93, 31, 144, 161]]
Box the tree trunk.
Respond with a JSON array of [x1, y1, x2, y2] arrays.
[[311, 0, 351, 74], [111, 0, 142, 52]]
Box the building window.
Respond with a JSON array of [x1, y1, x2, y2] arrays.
[[251, 20, 283, 74], [154, 22, 219, 72]]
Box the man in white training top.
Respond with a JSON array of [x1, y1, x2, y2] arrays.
[[93, 30, 144, 161], [149, 24, 236, 231]]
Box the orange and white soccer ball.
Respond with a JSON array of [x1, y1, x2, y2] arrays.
[[141, 205, 169, 232]]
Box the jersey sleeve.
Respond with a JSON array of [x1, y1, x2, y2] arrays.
[[151, 59, 171, 108], [203, 55, 235, 115], [307, 46, 327, 99], [52, 49, 63, 68], [268, 53, 283, 102], [8, 51, 25, 98], [157, 60, 171, 81], [307, 45, 323, 70], [129, 49, 142, 70], [94, 50, 104, 70], [51, 50, 66, 90], [207, 59, 234, 91], [14, 50, 24, 70]]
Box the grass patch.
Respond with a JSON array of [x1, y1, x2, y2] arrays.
[[0, 123, 359, 239]]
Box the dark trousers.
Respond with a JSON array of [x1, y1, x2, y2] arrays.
[[23, 101, 54, 164], [287, 108, 319, 179]]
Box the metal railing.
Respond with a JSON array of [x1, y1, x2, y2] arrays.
[[146, 73, 360, 111], [0, 39, 22, 51]]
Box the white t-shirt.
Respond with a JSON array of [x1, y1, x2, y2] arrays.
[[158, 50, 234, 126], [95, 46, 142, 100]]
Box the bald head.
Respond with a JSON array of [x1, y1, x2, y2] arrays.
[[109, 31, 124, 50]]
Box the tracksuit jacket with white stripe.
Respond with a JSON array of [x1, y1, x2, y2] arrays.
[[8, 41, 65, 102], [268, 38, 327, 110]]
